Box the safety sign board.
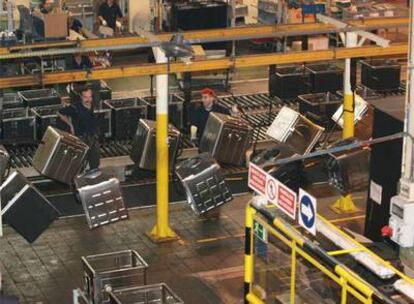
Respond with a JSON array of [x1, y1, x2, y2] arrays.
[[277, 183, 297, 220], [248, 163, 279, 205], [298, 188, 317, 235], [248, 163, 297, 217], [248, 163, 267, 196], [253, 220, 267, 243]]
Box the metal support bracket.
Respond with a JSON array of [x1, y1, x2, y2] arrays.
[[316, 14, 390, 47]]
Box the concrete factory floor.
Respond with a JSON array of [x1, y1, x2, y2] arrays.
[[0, 187, 368, 304]]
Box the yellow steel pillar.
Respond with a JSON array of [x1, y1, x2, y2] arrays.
[[244, 204, 256, 303], [331, 32, 360, 214], [147, 47, 178, 243]]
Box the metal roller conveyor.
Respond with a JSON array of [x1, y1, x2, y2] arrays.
[[381, 85, 406, 97], [108, 144, 121, 157], [217, 98, 234, 109], [248, 94, 272, 109], [9, 154, 19, 169], [101, 145, 116, 158], [22, 146, 34, 163], [18, 153, 30, 168], [0, 115, 268, 215], [218, 93, 279, 113], [241, 93, 271, 108], [113, 142, 131, 155], [1, 93, 288, 173], [243, 112, 276, 127]]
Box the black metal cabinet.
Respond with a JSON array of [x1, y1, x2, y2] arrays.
[[170, 1, 228, 49], [104, 98, 147, 140], [170, 1, 228, 31], [31, 104, 62, 140], [298, 92, 342, 127], [364, 96, 404, 241], [269, 65, 308, 100], [361, 59, 401, 91], [305, 63, 343, 93], [141, 95, 184, 130], [94, 107, 112, 139], [2, 108, 37, 145], [18, 89, 61, 107]]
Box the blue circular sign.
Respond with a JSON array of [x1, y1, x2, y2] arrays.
[[300, 195, 315, 228]]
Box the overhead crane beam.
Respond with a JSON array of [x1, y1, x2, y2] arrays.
[[347, 17, 409, 27], [0, 23, 331, 55], [0, 17, 408, 57], [0, 43, 407, 89]]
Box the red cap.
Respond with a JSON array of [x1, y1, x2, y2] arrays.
[[381, 226, 393, 238], [201, 88, 215, 96]]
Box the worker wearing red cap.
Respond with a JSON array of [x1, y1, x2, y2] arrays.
[[191, 88, 230, 142]]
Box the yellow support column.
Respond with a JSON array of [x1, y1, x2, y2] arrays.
[[147, 47, 178, 243], [331, 32, 359, 214], [244, 204, 256, 304], [290, 240, 297, 304]]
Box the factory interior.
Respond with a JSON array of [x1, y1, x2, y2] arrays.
[[2, 0, 414, 303]]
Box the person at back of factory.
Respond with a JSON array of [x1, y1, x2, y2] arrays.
[[39, 0, 53, 14], [58, 86, 100, 170], [71, 53, 93, 70], [69, 14, 84, 34], [191, 87, 230, 143], [98, 0, 123, 31]]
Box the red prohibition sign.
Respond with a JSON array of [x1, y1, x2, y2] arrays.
[[267, 178, 277, 201]]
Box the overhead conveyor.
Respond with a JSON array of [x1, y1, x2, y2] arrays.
[[0, 17, 409, 57], [0, 43, 408, 89]]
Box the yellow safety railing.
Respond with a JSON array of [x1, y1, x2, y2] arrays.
[[243, 202, 413, 304]]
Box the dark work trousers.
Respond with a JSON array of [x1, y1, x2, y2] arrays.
[[81, 135, 100, 170], [0, 295, 19, 303]]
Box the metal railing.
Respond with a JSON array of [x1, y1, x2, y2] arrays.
[[244, 202, 414, 304]]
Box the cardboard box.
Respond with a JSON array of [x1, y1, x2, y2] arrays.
[[308, 35, 329, 51], [192, 45, 206, 60], [33, 11, 68, 38], [291, 40, 302, 51]]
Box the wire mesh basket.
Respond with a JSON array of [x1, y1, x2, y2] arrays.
[[82, 250, 149, 304], [108, 283, 184, 304]]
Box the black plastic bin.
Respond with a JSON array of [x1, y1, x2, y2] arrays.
[[18, 89, 61, 107], [141, 94, 185, 130], [269, 65, 308, 100], [103, 98, 148, 140], [305, 63, 343, 93], [298, 92, 342, 127], [361, 59, 401, 91], [2, 108, 36, 145]]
